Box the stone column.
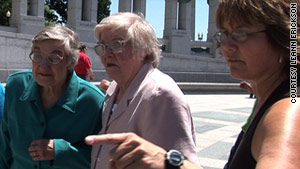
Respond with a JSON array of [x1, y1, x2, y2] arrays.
[[164, 0, 177, 30], [11, 0, 44, 35], [82, 0, 92, 21], [67, 0, 98, 43], [178, 1, 192, 30], [163, 0, 192, 55], [133, 0, 146, 17], [190, 0, 196, 40], [29, 0, 43, 16], [207, 0, 219, 57], [119, 0, 132, 12]]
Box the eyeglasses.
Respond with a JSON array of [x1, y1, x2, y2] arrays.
[[215, 30, 266, 43], [94, 40, 127, 57], [29, 52, 64, 64]]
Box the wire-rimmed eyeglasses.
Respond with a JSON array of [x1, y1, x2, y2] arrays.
[[29, 52, 64, 65], [94, 40, 127, 57], [215, 30, 266, 43]]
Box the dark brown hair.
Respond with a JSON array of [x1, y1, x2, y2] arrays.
[[216, 0, 300, 73]]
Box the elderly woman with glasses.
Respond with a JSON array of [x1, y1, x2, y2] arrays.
[[90, 12, 198, 169], [0, 25, 105, 169], [86, 1, 300, 169]]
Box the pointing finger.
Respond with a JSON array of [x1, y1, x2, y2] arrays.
[[85, 133, 133, 145]]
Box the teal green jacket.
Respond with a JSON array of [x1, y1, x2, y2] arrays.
[[0, 70, 105, 169]]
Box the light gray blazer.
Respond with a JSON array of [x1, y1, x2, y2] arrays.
[[91, 63, 199, 169]]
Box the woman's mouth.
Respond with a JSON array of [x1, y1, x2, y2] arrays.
[[39, 72, 51, 76], [106, 63, 117, 67]]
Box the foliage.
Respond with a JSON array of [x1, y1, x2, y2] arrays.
[[44, 4, 60, 26], [97, 0, 111, 23], [0, 0, 111, 26], [44, 0, 67, 25], [0, 0, 12, 26], [44, 0, 111, 24]]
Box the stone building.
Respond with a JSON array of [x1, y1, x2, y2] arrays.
[[0, 0, 236, 83]]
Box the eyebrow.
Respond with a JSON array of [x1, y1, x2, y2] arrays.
[[32, 48, 63, 55], [99, 36, 126, 44], [50, 50, 63, 55]]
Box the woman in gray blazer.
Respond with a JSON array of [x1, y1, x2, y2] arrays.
[[90, 12, 199, 169]]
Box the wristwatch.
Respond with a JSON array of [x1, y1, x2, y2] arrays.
[[165, 149, 185, 169]]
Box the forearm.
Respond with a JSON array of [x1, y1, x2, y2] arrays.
[[87, 68, 94, 80], [87, 68, 93, 76], [181, 160, 203, 169], [53, 139, 90, 169]]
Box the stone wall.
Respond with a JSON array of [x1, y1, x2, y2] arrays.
[[0, 30, 236, 83], [0, 0, 238, 83]]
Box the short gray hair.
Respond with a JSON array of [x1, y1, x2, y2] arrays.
[[94, 12, 161, 68], [32, 25, 80, 68]]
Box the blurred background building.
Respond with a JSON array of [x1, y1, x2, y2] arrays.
[[0, 0, 238, 84]]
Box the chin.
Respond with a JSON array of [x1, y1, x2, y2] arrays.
[[34, 76, 54, 86], [36, 80, 52, 87], [229, 71, 248, 81]]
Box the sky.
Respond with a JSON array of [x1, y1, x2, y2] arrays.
[[109, 0, 209, 41]]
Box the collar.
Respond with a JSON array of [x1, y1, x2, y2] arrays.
[[106, 63, 154, 102], [20, 70, 79, 113]]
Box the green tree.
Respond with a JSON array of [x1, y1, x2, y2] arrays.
[[97, 0, 111, 23], [0, 0, 12, 26], [44, 4, 60, 26], [44, 0, 67, 25], [44, 0, 111, 25], [0, 0, 111, 26]]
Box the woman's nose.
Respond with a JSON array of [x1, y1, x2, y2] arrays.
[[220, 39, 237, 54], [102, 47, 114, 57]]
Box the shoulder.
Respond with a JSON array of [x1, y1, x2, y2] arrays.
[[146, 69, 183, 96], [78, 79, 105, 100], [253, 97, 300, 166], [139, 69, 188, 108], [6, 70, 33, 89], [263, 97, 300, 127], [80, 52, 89, 58], [259, 82, 300, 128]]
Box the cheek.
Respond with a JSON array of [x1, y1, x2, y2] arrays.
[[54, 67, 68, 80], [242, 45, 278, 74], [101, 56, 105, 64], [32, 62, 39, 74]]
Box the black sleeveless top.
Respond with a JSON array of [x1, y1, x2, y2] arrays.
[[224, 80, 299, 169]]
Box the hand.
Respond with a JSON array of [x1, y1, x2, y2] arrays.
[[90, 74, 94, 81], [28, 139, 54, 161], [99, 79, 110, 92], [85, 132, 167, 169]]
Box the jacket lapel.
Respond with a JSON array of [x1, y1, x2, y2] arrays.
[[103, 64, 154, 128]]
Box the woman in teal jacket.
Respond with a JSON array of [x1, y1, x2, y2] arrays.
[[0, 25, 105, 169], [0, 82, 4, 124]]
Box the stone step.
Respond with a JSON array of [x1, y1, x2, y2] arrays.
[[2, 80, 245, 94], [1, 69, 239, 83]]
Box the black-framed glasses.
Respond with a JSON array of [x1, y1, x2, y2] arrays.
[[29, 52, 64, 65], [94, 40, 127, 57], [215, 30, 266, 43]]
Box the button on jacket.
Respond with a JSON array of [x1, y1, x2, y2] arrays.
[[0, 70, 105, 169]]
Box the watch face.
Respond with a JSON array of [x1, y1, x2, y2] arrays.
[[168, 150, 184, 166]]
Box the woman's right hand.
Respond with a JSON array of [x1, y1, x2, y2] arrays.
[[28, 139, 54, 161], [85, 132, 166, 169]]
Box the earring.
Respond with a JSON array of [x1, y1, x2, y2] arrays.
[[279, 56, 282, 63]]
